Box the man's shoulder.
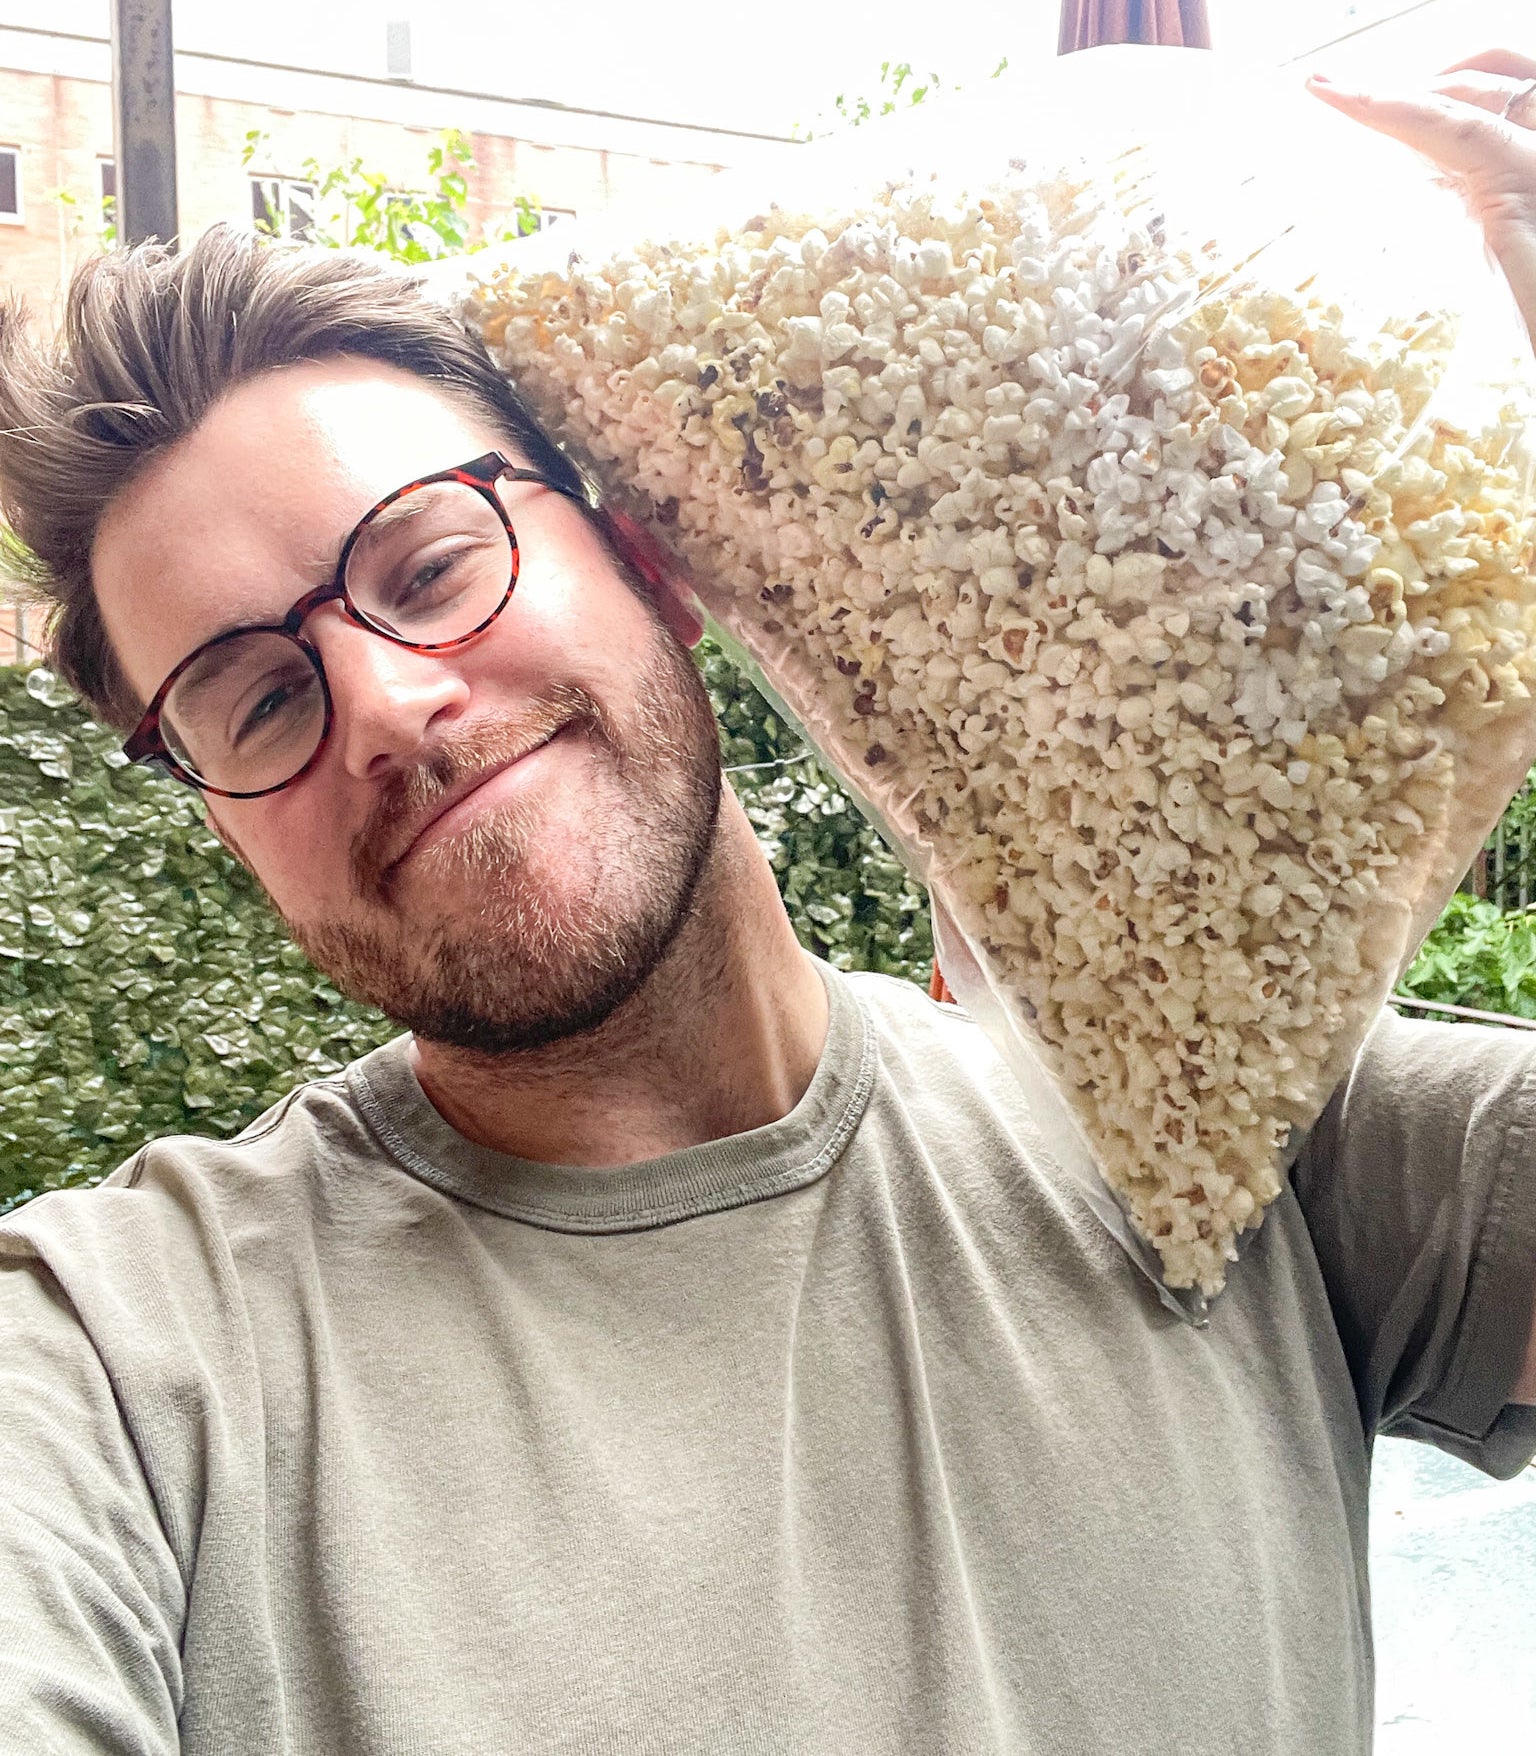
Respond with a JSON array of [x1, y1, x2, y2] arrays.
[[838, 966, 1033, 1100], [0, 1046, 396, 1270], [834, 966, 1077, 1174], [838, 966, 983, 1045]]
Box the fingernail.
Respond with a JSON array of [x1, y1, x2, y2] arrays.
[[1308, 73, 1333, 87]]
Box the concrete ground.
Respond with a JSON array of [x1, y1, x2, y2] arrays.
[[1371, 1437, 1536, 1750]]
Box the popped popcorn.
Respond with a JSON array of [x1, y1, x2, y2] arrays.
[[458, 142, 1536, 1298]]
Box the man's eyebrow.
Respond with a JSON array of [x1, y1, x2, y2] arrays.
[[182, 552, 338, 651], [169, 631, 308, 718], [169, 642, 243, 714], [177, 510, 385, 651], [352, 492, 436, 546], [170, 486, 442, 659]]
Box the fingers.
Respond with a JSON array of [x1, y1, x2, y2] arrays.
[[1440, 49, 1536, 83], [1307, 65, 1536, 349], [1306, 78, 1533, 175], [1431, 71, 1527, 118]]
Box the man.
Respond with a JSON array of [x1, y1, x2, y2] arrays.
[[0, 53, 1534, 1756]]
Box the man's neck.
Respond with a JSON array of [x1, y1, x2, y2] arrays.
[[405, 797, 830, 1166]]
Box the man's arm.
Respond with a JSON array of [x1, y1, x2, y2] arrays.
[[1517, 1316, 1536, 1405], [1311, 47, 1536, 1433], [0, 1244, 184, 1752], [1291, 1008, 1536, 1476]]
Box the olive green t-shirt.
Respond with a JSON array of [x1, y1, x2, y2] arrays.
[[2, 960, 1535, 1755]]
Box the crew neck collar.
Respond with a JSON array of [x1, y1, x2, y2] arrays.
[[346, 957, 874, 1232]]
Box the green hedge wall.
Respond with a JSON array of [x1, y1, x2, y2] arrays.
[[703, 644, 933, 984], [0, 645, 931, 1210]]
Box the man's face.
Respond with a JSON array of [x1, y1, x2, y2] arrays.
[[92, 358, 723, 1052]]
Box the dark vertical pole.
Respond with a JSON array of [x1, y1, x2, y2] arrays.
[[110, 0, 178, 247]]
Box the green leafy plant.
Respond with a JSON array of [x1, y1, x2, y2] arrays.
[[1398, 890, 1536, 1020], [51, 186, 116, 249], [242, 127, 541, 259], [1480, 767, 1536, 908], [797, 55, 1009, 140], [833, 60, 947, 129], [0, 663, 402, 1208], [703, 644, 932, 979]]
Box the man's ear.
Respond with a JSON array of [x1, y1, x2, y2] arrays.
[[596, 506, 707, 648]]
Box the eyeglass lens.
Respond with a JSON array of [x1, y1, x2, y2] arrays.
[[160, 480, 514, 794]]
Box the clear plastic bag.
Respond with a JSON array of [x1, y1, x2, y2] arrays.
[[442, 46, 1536, 1315]]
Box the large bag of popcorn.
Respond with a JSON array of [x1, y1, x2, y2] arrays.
[[443, 47, 1536, 1314]]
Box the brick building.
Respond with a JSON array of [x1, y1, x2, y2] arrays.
[[0, 12, 793, 324], [0, 9, 795, 654]]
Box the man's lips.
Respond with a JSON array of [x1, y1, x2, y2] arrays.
[[385, 726, 568, 874]]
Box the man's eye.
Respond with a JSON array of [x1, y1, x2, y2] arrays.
[[383, 547, 471, 611], [234, 679, 303, 747]]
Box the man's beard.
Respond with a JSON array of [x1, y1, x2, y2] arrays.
[[281, 618, 723, 1055]]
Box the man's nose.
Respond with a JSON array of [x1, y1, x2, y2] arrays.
[[308, 611, 471, 782]]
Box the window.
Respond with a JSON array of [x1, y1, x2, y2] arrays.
[[0, 148, 22, 223], [386, 19, 412, 81], [98, 159, 116, 231], [0, 601, 39, 666], [526, 206, 575, 233], [250, 177, 315, 241], [287, 181, 315, 241], [379, 189, 447, 258]]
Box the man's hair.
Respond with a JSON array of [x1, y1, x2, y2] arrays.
[[0, 224, 587, 733]]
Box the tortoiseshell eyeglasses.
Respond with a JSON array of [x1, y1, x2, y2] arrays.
[[122, 451, 587, 799]]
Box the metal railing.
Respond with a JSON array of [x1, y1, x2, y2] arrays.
[[0, 602, 44, 667], [1388, 992, 1536, 1032], [1488, 813, 1536, 912]]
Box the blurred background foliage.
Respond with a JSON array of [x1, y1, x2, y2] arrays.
[[1396, 891, 1536, 1022], [244, 126, 545, 261]]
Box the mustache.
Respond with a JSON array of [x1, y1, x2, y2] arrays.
[[351, 684, 607, 904]]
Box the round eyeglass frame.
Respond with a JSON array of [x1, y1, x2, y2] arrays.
[[121, 451, 589, 799]]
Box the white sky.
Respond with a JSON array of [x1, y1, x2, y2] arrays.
[[13, 0, 1535, 138]]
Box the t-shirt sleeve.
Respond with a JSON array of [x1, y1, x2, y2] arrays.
[[0, 1241, 185, 1753], [1290, 1008, 1536, 1479]]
